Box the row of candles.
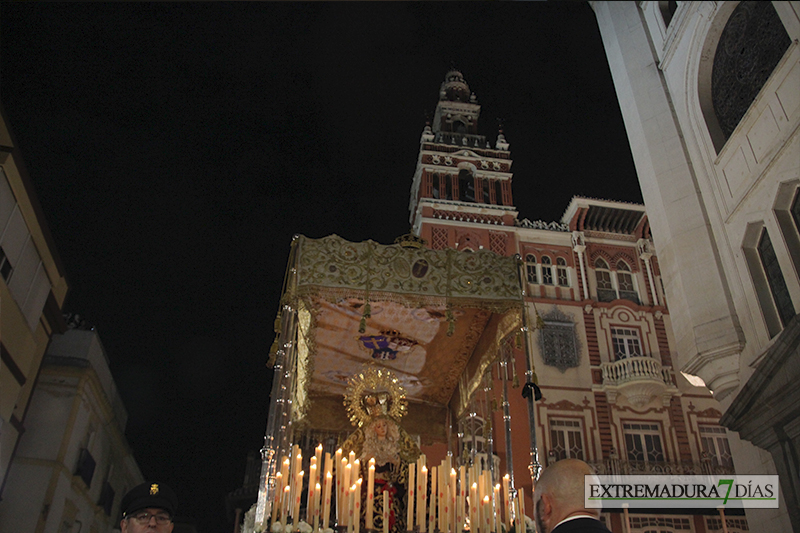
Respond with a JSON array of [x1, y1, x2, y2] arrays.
[[270, 443, 526, 533]]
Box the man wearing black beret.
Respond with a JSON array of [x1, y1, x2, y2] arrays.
[[120, 482, 178, 532]]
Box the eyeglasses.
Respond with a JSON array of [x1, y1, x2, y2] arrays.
[[129, 511, 172, 525]]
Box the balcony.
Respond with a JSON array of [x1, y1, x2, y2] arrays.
[[588, 458, 735, 476], [599, 356, 678, 407]]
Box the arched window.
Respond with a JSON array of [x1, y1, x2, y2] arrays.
[[458, 169, 475, 202], [556, 257, 569, 286], [594, 258, 615, 302], [445, 174, 453, 200], [432, 173, 440, 199], [525, 254, 538, 284], [541, 256, 553, 285], [594, 258, 640, 304], [758, 229, 795, 327], [616, 261, 638, 303], [743, 222, 796, 338]]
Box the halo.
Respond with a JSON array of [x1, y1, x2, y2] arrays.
[[343, 364, 408, 427]]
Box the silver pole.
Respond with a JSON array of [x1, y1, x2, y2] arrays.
[[514, 255, 542, 488], [256, 239, 301, 527], [500, 353, 514, 491]]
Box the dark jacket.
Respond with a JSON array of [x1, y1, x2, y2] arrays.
[[551, 517, 613, 533]]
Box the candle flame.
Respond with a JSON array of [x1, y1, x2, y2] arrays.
[[316, 482, 321, 489], [472, 483, 477, 489], [483, 495, 490, 503], [284, 486, 291, 493], [284, 458, 291, 465], [495, 484, 501, 490], [503, 474, 509, 480], [317, 443, 323, 451], [451, 468, 456, 475], [369, 457, 375, 466], [422, 466, 427, 473], [327, 471, 333, 479]]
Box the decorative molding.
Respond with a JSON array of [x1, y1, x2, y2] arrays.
[[517, 219, 569, 232]]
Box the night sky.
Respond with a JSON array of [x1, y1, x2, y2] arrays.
[[1, 3, 640, 531]]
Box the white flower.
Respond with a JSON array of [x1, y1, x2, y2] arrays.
[[271, 522, 284, 533], [284, 524, 294, 533], [298, 521, 313, 533], [523, 515, 535, 533]]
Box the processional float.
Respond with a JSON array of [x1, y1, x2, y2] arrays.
[[251, 234, 541, 533]]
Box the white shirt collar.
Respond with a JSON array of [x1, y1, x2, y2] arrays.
[[552, 514, 600, 530]]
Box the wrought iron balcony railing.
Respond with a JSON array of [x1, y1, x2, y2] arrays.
[[588, 458, 735, 476]]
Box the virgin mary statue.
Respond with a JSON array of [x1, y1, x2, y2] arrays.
[[341, 366, 420, 533]]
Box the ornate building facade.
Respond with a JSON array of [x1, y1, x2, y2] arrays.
[[408, 71, 743, 533], [592, 3, 799, 531]]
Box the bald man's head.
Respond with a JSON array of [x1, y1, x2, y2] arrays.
[[533, 459, 599, 533]]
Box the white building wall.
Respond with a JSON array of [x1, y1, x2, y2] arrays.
[[0, 328, 143, 533], [592, 2, 800, 531]]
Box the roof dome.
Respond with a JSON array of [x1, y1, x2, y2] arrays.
[[439, 70, 471, 103]]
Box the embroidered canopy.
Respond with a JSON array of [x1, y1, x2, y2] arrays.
[[271, 234, 524, 442]]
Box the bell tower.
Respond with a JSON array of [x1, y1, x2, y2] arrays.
[[409, 70, 517, 252]]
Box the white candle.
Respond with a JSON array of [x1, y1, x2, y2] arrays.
[[347, 484, 354, 533], [323, 470, 333, 530], [438, 466, 445, 533], [336, 449, 343, 524], [367, 460, 376, 529], [294, 470, 304, 528], [493, 485, 501, 533], [315, 443, 324, 473], [355, 479, 363, 533], [344, 463, 352, 526], [502, 475, 510, 532], [419, 466, 427, 531], [308, 463, 317, 522], [272, 471, 282, 524], [457, 466, 466, 532], [483, 496, 491, 533], [282, 485, 291, 526], [518, 488, 525, 528], [450, 468, 457, 533], [470, 483, 478, 533], [407, 463, 415, 531], [314, 482, 322, 532]]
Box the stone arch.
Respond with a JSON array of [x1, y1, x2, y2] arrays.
[[611, 251, 639, 272], [589, 248, 614, 266], [698, 2, 792, 153]]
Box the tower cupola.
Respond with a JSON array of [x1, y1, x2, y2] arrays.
[[409, 70, 518, 235]]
